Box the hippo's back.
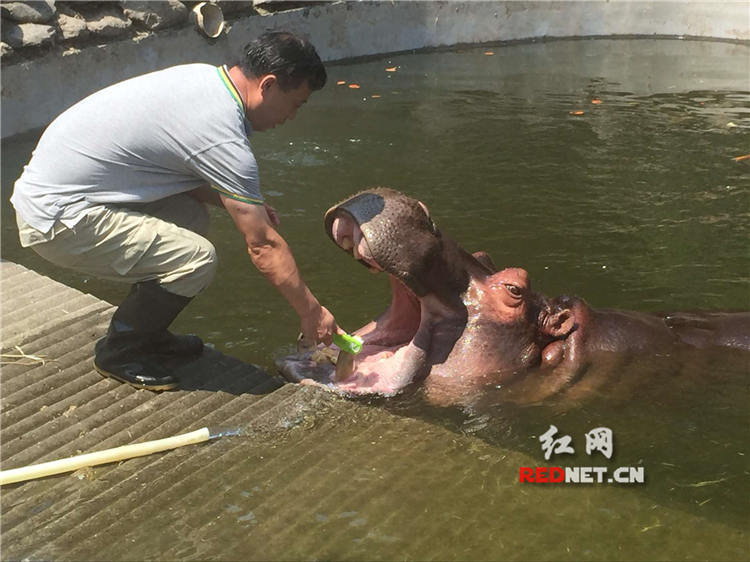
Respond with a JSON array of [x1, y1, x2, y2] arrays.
[[664, 312, 750, 351]]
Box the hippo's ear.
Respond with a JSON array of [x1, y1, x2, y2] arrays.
[[471, 251, 497, 273], [542, 308, 576, 338], [417, 201, 438, 234]]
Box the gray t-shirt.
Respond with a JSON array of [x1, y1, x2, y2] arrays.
[[11, 63, 263, 233]]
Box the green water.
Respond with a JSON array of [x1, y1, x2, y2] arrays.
[[2, 39, 749, 560]]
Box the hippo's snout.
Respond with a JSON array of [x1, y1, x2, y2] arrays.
[[324, 188, 441, 296]]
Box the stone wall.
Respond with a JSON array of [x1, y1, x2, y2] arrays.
[[2, 1, 748, 138], [0, 1, 302, 63]]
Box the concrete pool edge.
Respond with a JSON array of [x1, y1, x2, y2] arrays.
[[2, 0, 748, 138]]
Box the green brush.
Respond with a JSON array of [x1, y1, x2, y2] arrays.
[[332, 332, 364, 354]]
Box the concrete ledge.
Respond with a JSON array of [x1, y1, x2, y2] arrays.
[[2, 1, 748, 138]]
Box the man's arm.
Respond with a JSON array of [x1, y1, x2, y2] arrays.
[[220, 194, 338, 345]]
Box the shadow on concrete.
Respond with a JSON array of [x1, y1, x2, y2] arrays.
[[170, 347, 285, 395]]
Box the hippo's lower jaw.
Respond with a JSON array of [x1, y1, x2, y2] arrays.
[[277, 274, 435, 397]]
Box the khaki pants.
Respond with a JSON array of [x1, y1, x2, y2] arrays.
[[16, 193, 217, 298]]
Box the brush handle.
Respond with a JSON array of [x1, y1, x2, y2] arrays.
[[333, 332, 363, 354], [0, 427, 211, 485]]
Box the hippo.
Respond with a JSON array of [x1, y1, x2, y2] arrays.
[[278, 188, 750, 406]]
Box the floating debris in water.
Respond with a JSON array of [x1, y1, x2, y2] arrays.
[[640, 523, 663, 533], [591, 99, 603, 104], [679, 476, 731, 488], [385, 66, 397, 72], [569, 110, 585, 116], [336, 80, 346, 85], [348, 84, 361, 89], [484, 51, 495, 56]]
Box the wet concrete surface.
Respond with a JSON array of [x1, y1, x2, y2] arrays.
[[0, 260, 304, 559]]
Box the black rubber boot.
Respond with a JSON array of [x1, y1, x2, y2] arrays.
[[94, 337, 179, 391], [113, 283, 204, 357], [141, 330, 204, 356], [94, 281, 202, 391]]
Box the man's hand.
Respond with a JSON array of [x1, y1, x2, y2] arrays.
[[300, 303, 337, 346]]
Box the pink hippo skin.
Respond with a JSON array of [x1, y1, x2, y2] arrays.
[[278, 188, 750, 407]]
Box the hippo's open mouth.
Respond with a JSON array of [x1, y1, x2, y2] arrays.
[[277, 188, 458, 396], [278, 275, 426, 396]]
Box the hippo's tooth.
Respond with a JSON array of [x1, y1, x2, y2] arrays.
[[332, 217, 355, 251], [334, 351, 356, 381], [310, 349, 336, 365], [352, 227, 364, 260]]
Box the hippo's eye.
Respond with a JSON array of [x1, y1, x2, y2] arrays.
[[504, 284, 523, 298]]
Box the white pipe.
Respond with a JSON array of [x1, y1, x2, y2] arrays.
[[0, 427, 212, 485]]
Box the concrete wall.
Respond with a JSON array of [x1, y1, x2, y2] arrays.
[[2, 0, 748, 138]]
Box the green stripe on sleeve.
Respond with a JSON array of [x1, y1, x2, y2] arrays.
[[211, 184, 264, 205]]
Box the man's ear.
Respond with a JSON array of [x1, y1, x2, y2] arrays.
[[542, 308, 576, 338], [259, 74, 277, 93]]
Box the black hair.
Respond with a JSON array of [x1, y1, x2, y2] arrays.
[[239, 31, 327, 91]]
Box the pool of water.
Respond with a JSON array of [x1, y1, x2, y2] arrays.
[[2, 38, 749, 560]]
